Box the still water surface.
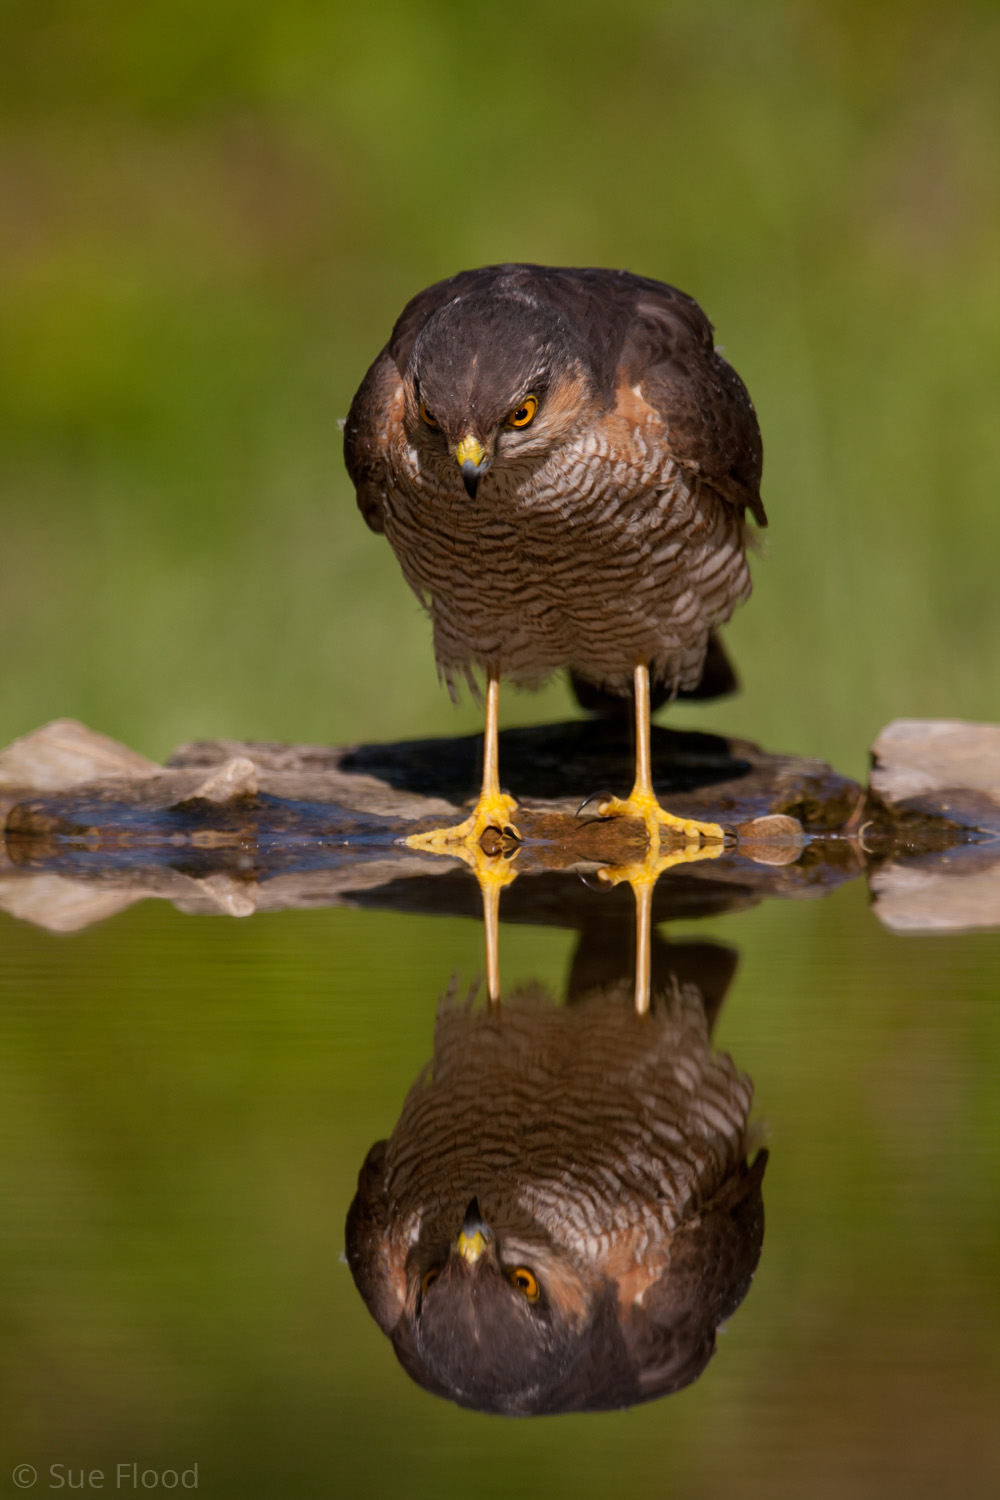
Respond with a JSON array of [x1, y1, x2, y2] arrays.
[[1, 872, 998, 1497]]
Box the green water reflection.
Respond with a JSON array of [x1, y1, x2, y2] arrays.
[[1, 878, 998, 1496]]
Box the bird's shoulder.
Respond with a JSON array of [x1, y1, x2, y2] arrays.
[[344, 1138, 409, 1332], [614, 277, 766, 526], [480, 266, 766, 526]]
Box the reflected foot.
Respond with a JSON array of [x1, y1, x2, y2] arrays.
[[597, 842, 725, 892], [409, 834, 519, 1004], [598, 843, 724, 1015], [473, 847, 519, 1004], [406, 790, 520, 855], [597, 786, 725, 855]]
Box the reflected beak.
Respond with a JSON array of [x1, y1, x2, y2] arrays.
[[455, 435, 489, 499], [456, 1197, 492, 1263]]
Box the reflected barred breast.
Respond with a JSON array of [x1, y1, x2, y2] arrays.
[[382, 983, 754, 1266]]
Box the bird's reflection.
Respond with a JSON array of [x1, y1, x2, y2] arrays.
[[346, 918, 767, 1415]]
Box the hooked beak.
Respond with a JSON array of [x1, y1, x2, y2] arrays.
[[455, 435, 489, 499], [456, 1197, 492, 1264]]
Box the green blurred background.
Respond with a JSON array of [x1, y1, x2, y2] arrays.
[[2, 0, 999, 776]]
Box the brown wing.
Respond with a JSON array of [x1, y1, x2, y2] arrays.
[[621, 279, 766, 527], [342, 348, 403, 535], [344, 1139, 408, 1333], [625, 1148, 768, 1401]]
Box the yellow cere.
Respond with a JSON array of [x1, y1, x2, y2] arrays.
[[455, 435, 486, 468], [457, 1229, 488, 1263]]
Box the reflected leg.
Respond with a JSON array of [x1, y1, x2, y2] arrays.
[[599, 848, 723, 1014]]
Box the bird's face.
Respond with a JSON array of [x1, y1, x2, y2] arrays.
[[402, 296, 598, 498], [403, 1197, 593, 1411]]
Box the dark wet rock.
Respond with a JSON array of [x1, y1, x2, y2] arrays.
[[169, 719, 861, 842], [2, 715, 998, 934], [2, 718, 858, 857]]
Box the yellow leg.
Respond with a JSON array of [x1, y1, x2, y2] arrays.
[[407, 667, 519, 854], [593, 662, 726, 1012], [598, 663, 726, 855]]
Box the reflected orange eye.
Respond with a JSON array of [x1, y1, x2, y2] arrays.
[[509, 1267, 540, 1302], [418, 399, 440, 429], [421, 1268, 440, 1296], [507, 394, 538, 428]]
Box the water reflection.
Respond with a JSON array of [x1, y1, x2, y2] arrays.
[[346, 920, 766, 1415]]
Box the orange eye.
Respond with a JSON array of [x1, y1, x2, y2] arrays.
[[418, 400, 440, 429], [421, 1268, 440, 1296], [509, 1267, 540, 1302], [507, 394, 538, 428]]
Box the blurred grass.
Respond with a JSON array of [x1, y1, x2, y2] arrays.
[[1, 0, 999, 777]]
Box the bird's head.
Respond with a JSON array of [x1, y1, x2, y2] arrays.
[[401, 285, 599, 498], [348, 1157, 767, 1415], [397, 1195, 592, 1412]]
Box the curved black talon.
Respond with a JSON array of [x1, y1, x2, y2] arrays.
[[576, 790, 615, 816]]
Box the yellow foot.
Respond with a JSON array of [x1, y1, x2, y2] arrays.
[[406, 790, 520, 856], [597, 786, 725, 857]]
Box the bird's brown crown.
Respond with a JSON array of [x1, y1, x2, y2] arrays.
[[398, 277, 601, 472]]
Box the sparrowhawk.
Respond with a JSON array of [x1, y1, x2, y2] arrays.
[[343, 263, 765, 866]]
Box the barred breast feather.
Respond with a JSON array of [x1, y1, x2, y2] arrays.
[[383, 412, 751, 697]]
